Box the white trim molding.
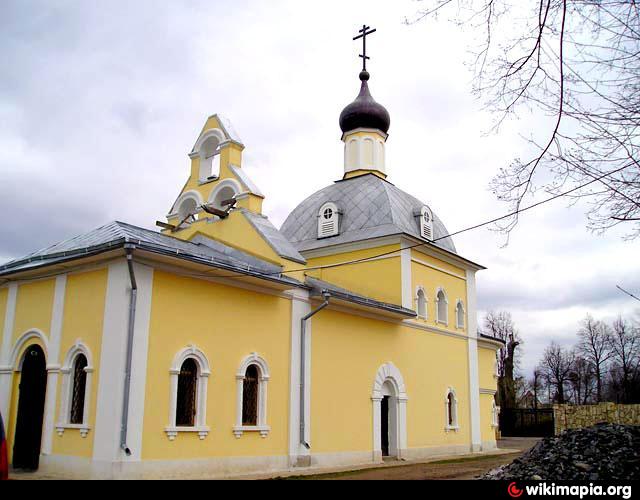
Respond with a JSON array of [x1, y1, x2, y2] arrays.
[[56, 341, 94, 438], [9, 329, 49, 370], [435, 287, 449, 326], [234, 352, 271, 438], [169, 190, 205, 219], [166, 345, 211, 441], [444, 387, 459, 432], [371, 362, 408, 461]]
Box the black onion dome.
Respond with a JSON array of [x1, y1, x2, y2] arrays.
[[339, 71, 390, 134]]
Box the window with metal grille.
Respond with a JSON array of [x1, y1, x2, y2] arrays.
[[176, 358, 198, 427], [70, 354, 88, 424], [242, 365, 259, 426]]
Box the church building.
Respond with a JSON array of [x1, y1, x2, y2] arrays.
[[0, 30, 502, 479]]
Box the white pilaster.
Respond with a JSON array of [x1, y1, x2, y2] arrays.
[[287, 289, 311, 466], [123, 264, 154, 461], [93, 260, 130, 463], [466, 270, 481, 451], [400, 239, 413, 310], [0, 283, 18, 422], [42, 275, 67, 455]]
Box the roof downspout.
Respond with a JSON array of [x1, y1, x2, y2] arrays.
[[120, 245, 137, 456], [299, 291, 330, 450]]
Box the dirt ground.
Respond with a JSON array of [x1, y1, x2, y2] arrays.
[[282, 438, 540, 480]]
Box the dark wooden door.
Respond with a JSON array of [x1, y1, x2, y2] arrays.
[[381, 396, 389, 457], [12, 345, 47, 470]]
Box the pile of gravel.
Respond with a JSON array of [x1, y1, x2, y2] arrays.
[[484, 423, 640, 481]]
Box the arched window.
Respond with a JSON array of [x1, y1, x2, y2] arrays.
[[420, 206, 434, 241], [318, 202, 340, 239], [456, 300, 465, 329], [416, 288, 427, 319], [70, 354, 88, 424], [234, 353, 270, 438], [196, 130, 225, 182], [176, 359, 198, 427], [436, 288, 448, 325], [57, 343, 94, 438], [445, 388, 459, 431], [178, 197, 198, 223], [242, 365, 259, 426], [166, 346, 210, 441]]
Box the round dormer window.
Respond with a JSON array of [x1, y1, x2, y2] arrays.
[[323, 208, 334, 220], [423, 211, 431, 223]]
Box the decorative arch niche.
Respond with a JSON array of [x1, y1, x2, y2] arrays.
[[371, 362, 408, 460]]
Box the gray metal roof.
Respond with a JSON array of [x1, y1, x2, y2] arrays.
[[280, 174, 457, 253], [0, 221, 302, 287], [240, 209, 306, 264]]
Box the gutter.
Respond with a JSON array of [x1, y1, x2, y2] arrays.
[[299, 290, 331, 449], [120, 245, 137, 456]]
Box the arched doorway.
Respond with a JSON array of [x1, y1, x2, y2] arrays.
[[372, 362, 408, 461], [381, 381, 398, 457], [12, 344, 47, 470]]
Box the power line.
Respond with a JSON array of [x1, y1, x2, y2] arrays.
[[196, 164, 630, 280], [617, 285, 640, 303]]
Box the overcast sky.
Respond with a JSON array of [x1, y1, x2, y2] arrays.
[[1, 0, 638, 376]]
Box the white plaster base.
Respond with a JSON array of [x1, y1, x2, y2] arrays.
[[36, 441, 501, 479]]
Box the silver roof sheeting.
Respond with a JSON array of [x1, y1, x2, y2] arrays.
[[0, 221, 302, 287], [240, 210, 306, 264], [280, 174, 457, 253]]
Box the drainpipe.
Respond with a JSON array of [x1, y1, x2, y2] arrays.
[[120, 245, 137, 456], [299, 290, 331, 449]]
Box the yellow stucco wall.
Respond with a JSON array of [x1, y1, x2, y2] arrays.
[[12, 279, 55, 345], [306, 245, 402, 305], [52, 269, 108, 458], [311, 308, 471, 454], [141, 270, 292, 460], [478, 346, 498, 390], [411, 252, 467, 336], [480, 393, 497, 444]]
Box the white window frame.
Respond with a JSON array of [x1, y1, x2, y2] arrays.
[[233, 353, 271, 438], [435, 288, 449, 326], [455, 299, 465, 329], [415, 286, 427, 320], [444, 387, 459, 432], [165, 345, 211, 441], [317, 202, 340, 239], [56, 342, 94, 438], [492, 401, 500, 429]]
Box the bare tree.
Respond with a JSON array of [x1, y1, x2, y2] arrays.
[[408, 1, 640, 240], [568, 354, 596, 404], [609, 316, 640, 403], [484, 311, 522, 408], [577, 314, 613, 401], [539, 341, 575, 403]]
